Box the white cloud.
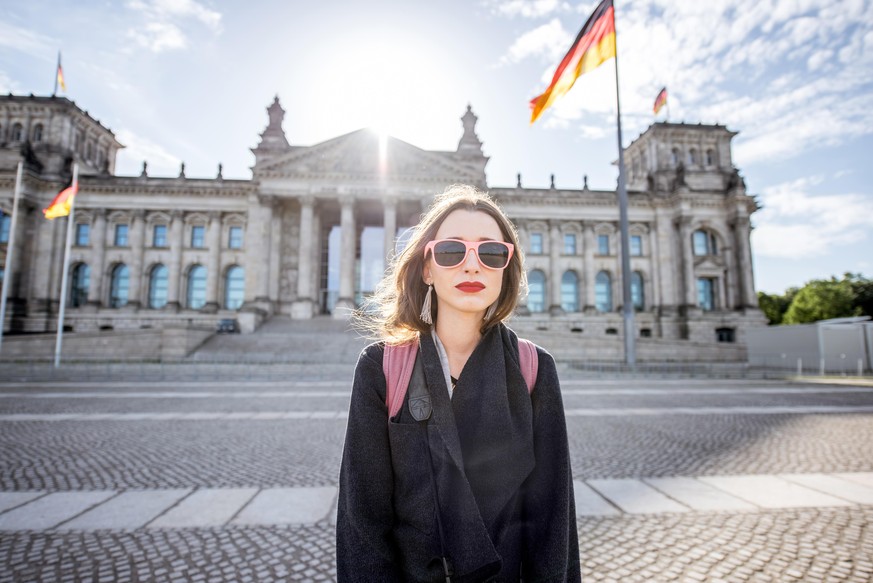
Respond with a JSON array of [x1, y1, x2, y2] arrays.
[[496, 0, 873, 162], [752, 176, 873, 259], [0, 21, 54, 58], [499, 18, 570, 64], [115, 129, 179, 176], [487, 0, 571, 18], [127, 22, 187, 52], [125, 0, 222, 53]]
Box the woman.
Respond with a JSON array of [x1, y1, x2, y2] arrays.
[[337, 185, 580, 582]]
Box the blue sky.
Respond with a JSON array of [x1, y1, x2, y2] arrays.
[[2, 0, 871, 294]]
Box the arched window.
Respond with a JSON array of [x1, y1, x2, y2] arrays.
[[692, 229, 718, 256], [631, 271, 645, 311], [705, 149, 715, 166], [224, 266, 245, 310], [32, 123, 44, 142], [70, 264, 90, 308], [688, 148, 698, 166], [595, 271, 612, 312], [561, 271, 579, 312], [148, 264, 169, 309], [527, 270, 546, 313], [86, 142, 93, 161], [670, 148, 679, 167], [109, 264, 129, 308], [187, 265, 207, 309], [11, 123, 23, 142]]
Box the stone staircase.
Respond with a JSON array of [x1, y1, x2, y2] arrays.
[[188, 316, 371, 364], [189, 315, 746, 365]]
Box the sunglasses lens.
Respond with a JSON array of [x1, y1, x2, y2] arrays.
[[478, 242, 510, 268], [433, 241, 467, 267]]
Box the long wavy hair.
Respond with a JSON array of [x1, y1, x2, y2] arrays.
[[355, 184, 526, 345]]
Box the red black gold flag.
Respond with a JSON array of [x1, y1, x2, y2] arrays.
[[56, 51, 66, 93], [653, 87, 668, 115], [43, 180, 78, 219], [529, 0, 616, 124]]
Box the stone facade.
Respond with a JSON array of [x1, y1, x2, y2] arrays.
[[0, 94, 764, 348]]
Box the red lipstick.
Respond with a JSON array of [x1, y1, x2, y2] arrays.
[[456, 281, 485, 293]]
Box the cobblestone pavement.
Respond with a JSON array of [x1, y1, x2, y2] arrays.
[[1, 375, 872, 581]]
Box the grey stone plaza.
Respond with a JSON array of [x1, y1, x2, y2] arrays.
[[1, 363, 872, 582]]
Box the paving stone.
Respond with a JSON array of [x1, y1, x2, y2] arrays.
[[0, 492, 45, 514], [697, 476, 853, 509], [231, 487, 337, 526], [574, 480, 621, 516], [60, 489, 192, 530], [148, 488, 257, 528], [0, 491, 116, 531], [779, 473, 873, 505], [587, 478, 690, 514], [644, 477, 758, 512]]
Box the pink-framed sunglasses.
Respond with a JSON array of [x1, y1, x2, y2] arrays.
[[424, 239, 515, 270]]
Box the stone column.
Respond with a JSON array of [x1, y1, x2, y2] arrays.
[[166, 211, 184, 311], [28, 210, 58, 314], [548, 220, 563, 314], [204, 211, 222, 312], [383, 197, 397, 267], [242, 196, 274, 311], [292, 196, 316, 318], [128, 210, 145, 309], [582, 221, 596, 312], [334, 195, 357, 317], [678, 217, 697, 308], [735, 216, 757, 308], [269, 203, 282, 303], [87, 209, 107, 309], [648, 226, 661, 308]]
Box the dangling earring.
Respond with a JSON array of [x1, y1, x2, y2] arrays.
[[420, 284, 434, 325], [484, 302, 497, 321]]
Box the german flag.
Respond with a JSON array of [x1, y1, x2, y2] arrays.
[[530, 0, 616, 124], [653, 87, 667, 115], [43, 180, 78, 219]]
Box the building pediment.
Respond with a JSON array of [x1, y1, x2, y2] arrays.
[[694, 255, 725, 270], [253, 129, 484, 183]]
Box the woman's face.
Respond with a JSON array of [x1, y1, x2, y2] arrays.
[[422, 209, 506, 322]]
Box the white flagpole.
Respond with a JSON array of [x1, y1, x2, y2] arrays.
[[53, 163, 79, 368], [0, 161, 24, 352], [612, 2, 636, 366]]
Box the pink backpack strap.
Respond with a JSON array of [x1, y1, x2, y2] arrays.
[[383, 341, 419, 419], [517, 338, 539, 393]]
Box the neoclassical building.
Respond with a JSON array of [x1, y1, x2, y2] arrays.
[[0, 94, 764, 346]]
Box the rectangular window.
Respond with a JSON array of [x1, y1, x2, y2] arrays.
[[0, 212, 10, 243], [630, 235, 642, 256], [114, 224, 129, 246], [153, 224, 168, 247], [530, 232, 543, 254], [228, 226, 243, 249], [563, 233, 576, 255], [75, 223, 90, 246], [191, 225, 205, 248], [697, 277, 715, 311], [597, 234, 609, 255]]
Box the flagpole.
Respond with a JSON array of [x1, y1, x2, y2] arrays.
[[0, 161, 24, 353], [611, 3, 636, 366], [54, 163, 78, 368], [54, 52, 60, 96]]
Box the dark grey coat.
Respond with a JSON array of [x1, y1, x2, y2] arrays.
[[336, 324, 580, 582]]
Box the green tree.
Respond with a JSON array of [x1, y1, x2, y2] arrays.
[[845, 272, 873, 319], [758, 287, 797, 325], [783, 277, 861, 324]]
